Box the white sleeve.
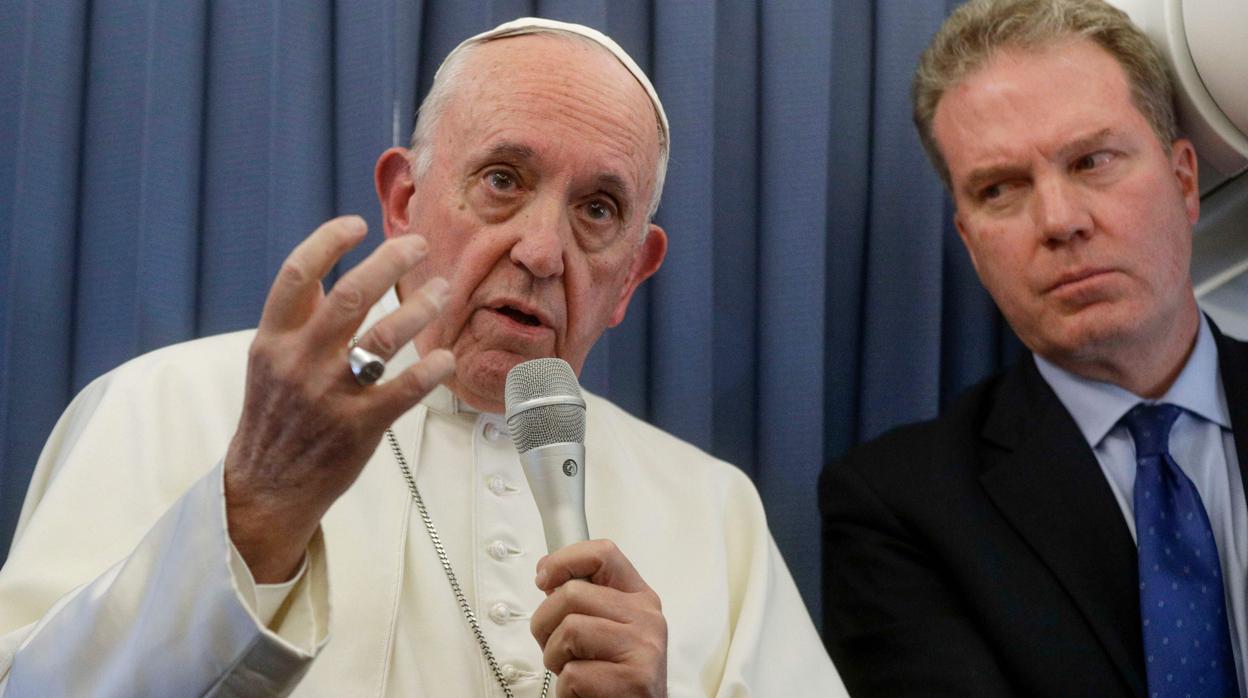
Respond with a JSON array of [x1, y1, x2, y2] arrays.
[[709, 534, 847, 698], [708, 475, 847, 698], [0, 462, 331, 696], [0, 339, 331, 695], [242, 548, 310, 627]]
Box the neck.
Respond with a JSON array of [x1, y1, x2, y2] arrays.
[[1043, 299, 1201, 399]]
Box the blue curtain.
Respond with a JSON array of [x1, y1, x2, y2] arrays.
[[0, 0, 1020, 628]]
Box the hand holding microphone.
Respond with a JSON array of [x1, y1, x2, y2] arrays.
[[506, 358, 668, 697]]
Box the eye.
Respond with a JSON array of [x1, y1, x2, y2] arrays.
[[972, 178, 1026, 209], [978, 181, 1019, 202], [584, 199, 615, 222], [485, 169, 517, 192], [573, 197, 625, 251], [1073, 151, 1113, 172]]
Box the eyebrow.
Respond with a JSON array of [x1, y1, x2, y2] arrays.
[[480, 141, 536, 164], [477, 140, 636, 220], [961, 128, 1116, 197], [962, 164, 1026, 199], [593, 172, 634, 220], [1053, 128, 1114, 162]]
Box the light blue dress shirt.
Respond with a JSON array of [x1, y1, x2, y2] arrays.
[[1035, 315, 1246, 695]]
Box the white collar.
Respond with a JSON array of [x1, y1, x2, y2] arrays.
[[1034, 314, 1230, 448]]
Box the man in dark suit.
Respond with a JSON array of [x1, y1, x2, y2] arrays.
[[820, 0, 1248, 696]]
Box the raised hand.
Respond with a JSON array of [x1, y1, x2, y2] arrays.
[[224, 215, 455, 582], [531, 540, 668, 697]]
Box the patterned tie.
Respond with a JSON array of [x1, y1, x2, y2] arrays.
[[1126, 403, 1239, 698]]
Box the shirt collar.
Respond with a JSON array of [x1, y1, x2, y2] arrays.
[[1034, 314, 1229, 448], [364, 287, 480, 417]]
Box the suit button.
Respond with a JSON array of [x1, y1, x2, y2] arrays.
[[487, 540, 512, 560], [488, 476, 509, 495], [489, 602, 512, 625], [483, 420, 505, 442]]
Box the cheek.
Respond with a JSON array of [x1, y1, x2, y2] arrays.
[[1153, 231, 1191, 294], [425, 216, 504, 287], [969, 233, 1022, 290], [967, 232, 1046, 324], [565, 282, 612, 332], [412, 235, 497, 334], [1119, 189, 1192, 290], [564, 253, 631, 331]]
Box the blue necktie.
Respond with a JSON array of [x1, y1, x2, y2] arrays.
[[1127, 403, 1239, 697]]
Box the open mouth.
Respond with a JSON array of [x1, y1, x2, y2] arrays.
[[495, 305, 542, 327]]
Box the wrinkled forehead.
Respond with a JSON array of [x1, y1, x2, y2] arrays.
[[437, 18, 669, 160], [465, 34, 661, 152], [934, 40, 1136, 173], [448, 36, 662, 208]]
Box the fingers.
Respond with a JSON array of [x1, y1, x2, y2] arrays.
[[229, 216, 455, 588], [532, 585, 667, 697], [260, 216, 368, 333], [541, 613, 629, 674], [304, 232, 429, 345], [355, 277, 450, 360], [536, 540, 649, 595], [529, 581, 633, 649], [368, 348, 457, 421], [555, 661, 662, 698], [353, 276, 456, 419]]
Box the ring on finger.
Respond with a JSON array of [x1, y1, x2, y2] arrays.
[[348, 345, 386, 386]]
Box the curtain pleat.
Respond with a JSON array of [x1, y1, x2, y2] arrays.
[[754, 0, 835, 616], [2, 1, 90, 549], [334, 0, 408, 273], [75, 1, 207, 388], [707, 2, 759, 476], [857, 1, 949, 442], [0, 0, 1018, 628], [650, 2, 717, 449], [822, 1, 873, 462]]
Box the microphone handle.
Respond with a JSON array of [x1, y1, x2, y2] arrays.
[[517, 442, 589, 553]]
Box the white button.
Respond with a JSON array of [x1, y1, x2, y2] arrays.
[[482, 421, 505, 442], [487, 540, 510, 560], [488, 476, 509, 495], [489, 602, 512, 625], [500, 663, 518, 683]]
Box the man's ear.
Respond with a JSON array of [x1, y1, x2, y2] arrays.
[[608, 224, 668, 327], [375, 147, 417, 240], [1170, 137, 1200, 226]]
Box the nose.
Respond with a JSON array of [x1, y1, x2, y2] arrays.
[[509, 196, 567, 278], [1033, 176, 1092, 246]]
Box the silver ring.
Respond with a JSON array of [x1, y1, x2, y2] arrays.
[[348, 346, 386, 386]]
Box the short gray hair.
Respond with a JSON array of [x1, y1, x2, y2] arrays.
[[409, 28, 669, 223], [913, 0, 1178, 188]]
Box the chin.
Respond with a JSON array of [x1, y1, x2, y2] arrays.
[[1029, 304, 1146, 364], [449, 375, 506, 413], [452, 353, 521, 411]]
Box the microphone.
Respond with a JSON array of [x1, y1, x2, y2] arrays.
[[504, 358, 590, 553]]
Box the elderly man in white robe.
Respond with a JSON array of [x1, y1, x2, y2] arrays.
[[0, 17, 842, 698]]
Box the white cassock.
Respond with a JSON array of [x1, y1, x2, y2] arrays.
[[0, 294, 845, 697]]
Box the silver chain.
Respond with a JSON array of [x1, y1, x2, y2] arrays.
[[384, 427, 553, 698]]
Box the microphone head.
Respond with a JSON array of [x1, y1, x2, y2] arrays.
[[504, 358, 586, 453]]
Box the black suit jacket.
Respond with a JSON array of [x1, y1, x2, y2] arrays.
[[820, 328, 1248, 697]]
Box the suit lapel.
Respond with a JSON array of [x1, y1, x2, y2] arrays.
[[1213, 327, 1248, 482], [978, 357, 1146, 697]]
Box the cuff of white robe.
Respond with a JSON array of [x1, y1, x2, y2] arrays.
[[217, 464, 331, 657]]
